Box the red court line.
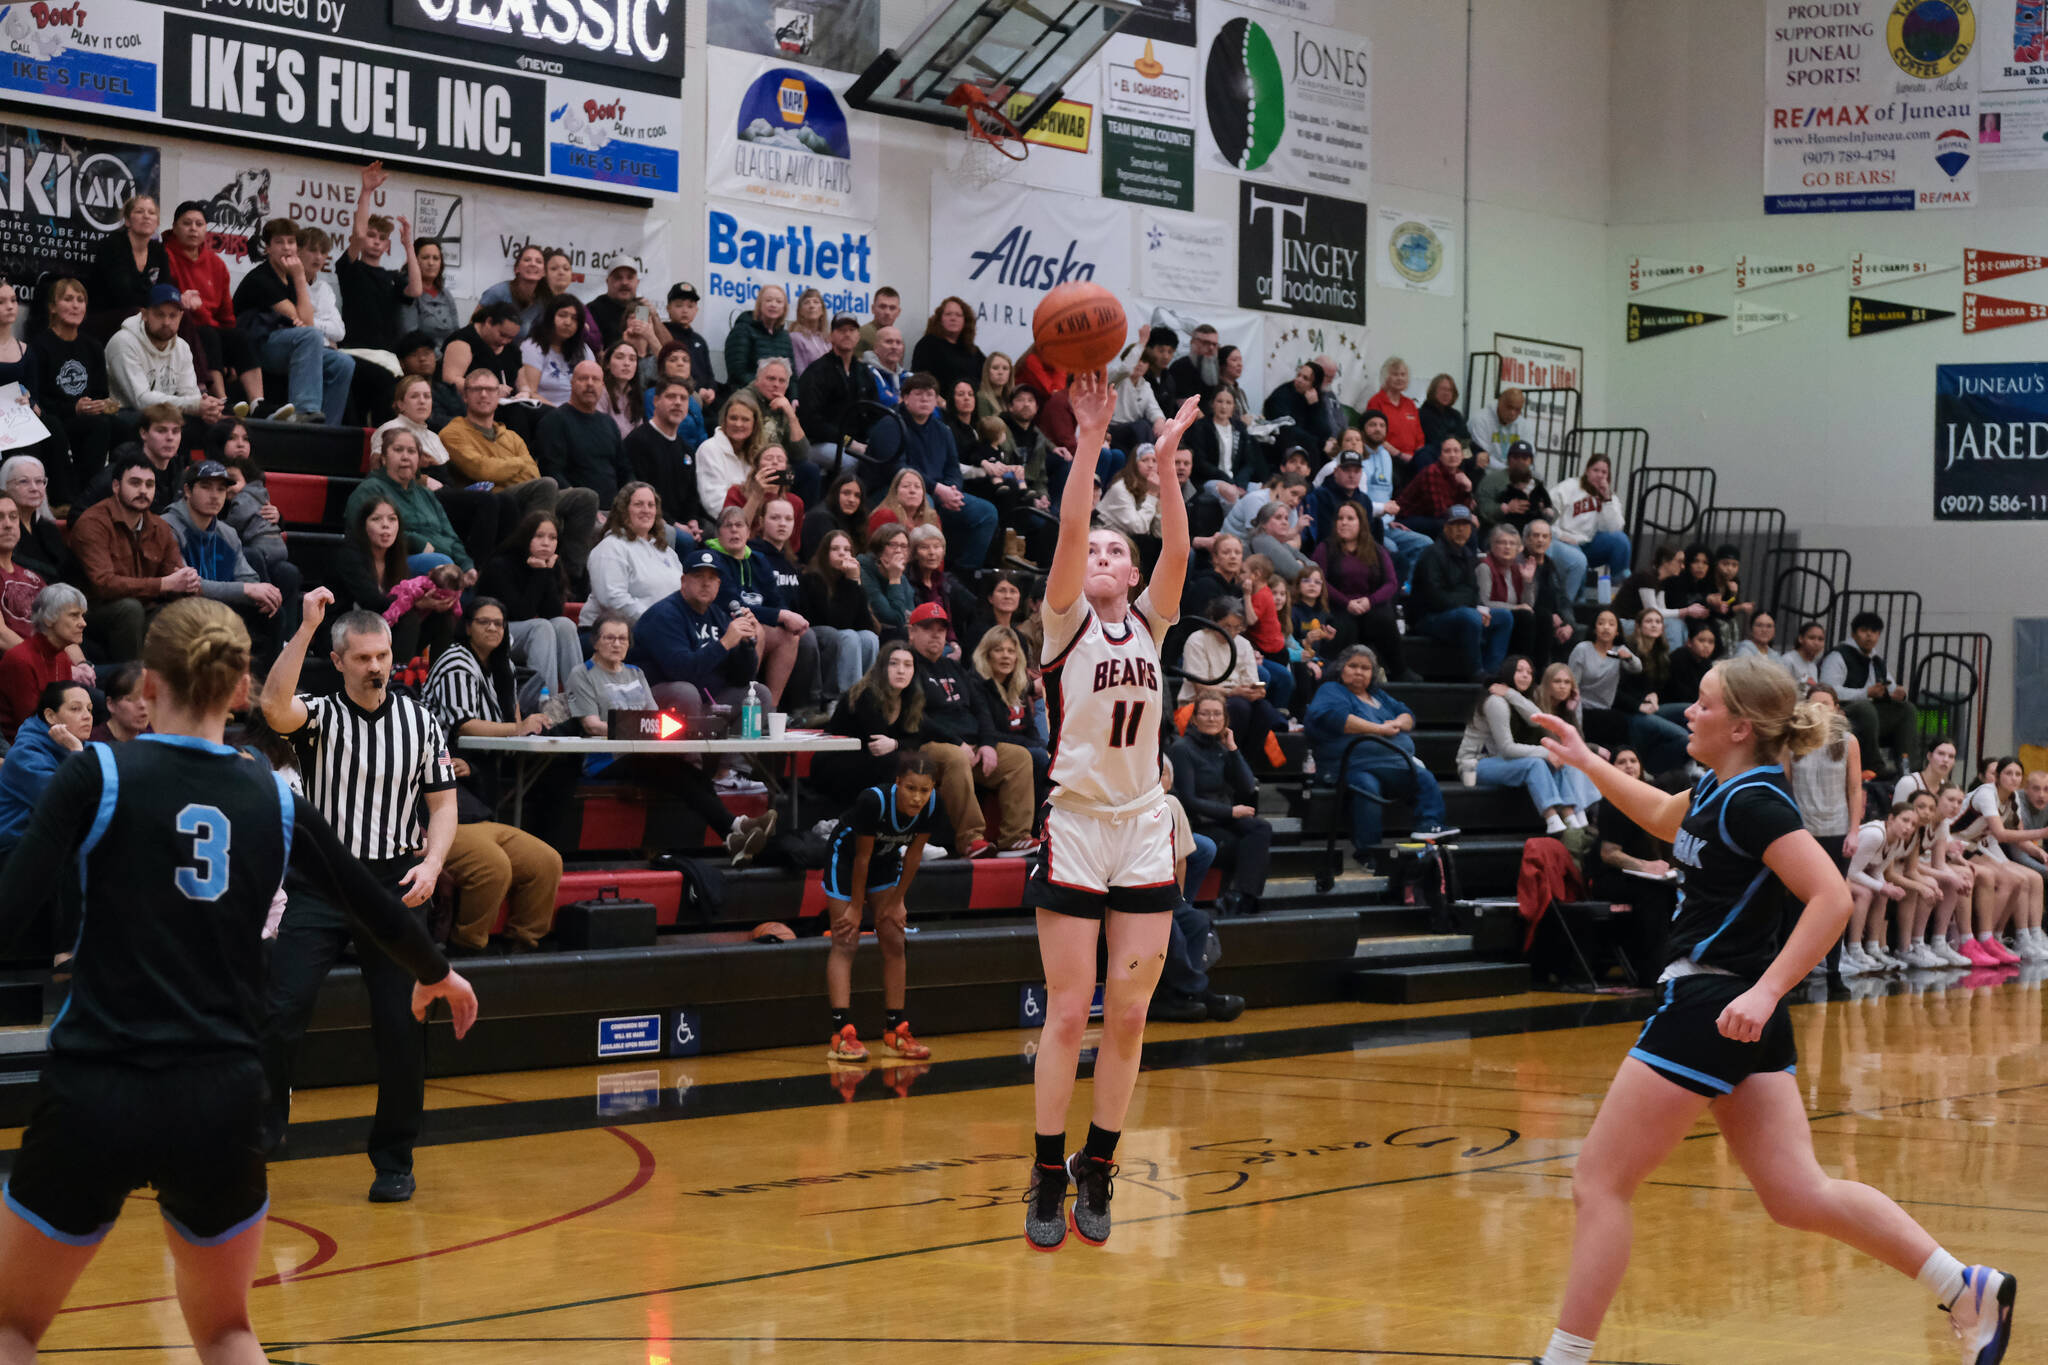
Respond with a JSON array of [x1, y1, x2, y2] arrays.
[[61, 1126, 655, 1314]]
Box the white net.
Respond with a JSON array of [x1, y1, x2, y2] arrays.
[[954, 107, 1027, 192]]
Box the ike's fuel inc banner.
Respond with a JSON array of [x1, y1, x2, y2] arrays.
[[1934, 362, 2048, 520]]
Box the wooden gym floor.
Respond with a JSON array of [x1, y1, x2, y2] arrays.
[[7, 973, 2047, 1363]]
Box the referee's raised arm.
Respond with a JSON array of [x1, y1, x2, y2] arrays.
[[262, 588, 333, 734]]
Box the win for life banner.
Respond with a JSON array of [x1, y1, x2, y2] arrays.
[[705, 52, 878, 221], [926, 173, 1133, 361], [1197, 0, 1369, 199], [1764, 0, 1978, 213], [1934, 362, 2048, 520], [0, 124, 159, 304]]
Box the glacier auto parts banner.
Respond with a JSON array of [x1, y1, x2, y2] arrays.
[[701, 199, 876, 357], [1935, 362, 2048, 519], [705, 52, 877, 220], [1197, 0, 1368, 199], [0, 123, 158, 302], [1764, 0, 1978, 212], [926, 173, 1133, 360]]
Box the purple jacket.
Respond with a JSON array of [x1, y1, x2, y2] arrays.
[[1312, 539, 1399, 612]]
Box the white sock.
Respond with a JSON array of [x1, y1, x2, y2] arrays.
[[1866, 941, 1883, 956], [1540, 1328, 1596, 1365], [1917, 1247, 1968, 1307], [1979, 931, 1995, 941], [1545, 813, 1566, 834], [1564, 810, 1588, 829]]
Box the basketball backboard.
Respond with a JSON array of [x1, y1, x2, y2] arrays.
[[845, 0, 1139, 133]]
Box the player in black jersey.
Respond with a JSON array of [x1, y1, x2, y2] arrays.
[[1525, 655, 2014, 1365], [0, 599, 477, 1364], [822, 751, 938, 1063]]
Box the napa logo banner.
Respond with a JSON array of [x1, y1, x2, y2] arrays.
[[1764, 0, 1978, 213], [1198, 0, 1368, 199], [706, 51, 877, 220]]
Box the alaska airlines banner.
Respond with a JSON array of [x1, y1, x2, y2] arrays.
[[1934, 362, 2048, 520]]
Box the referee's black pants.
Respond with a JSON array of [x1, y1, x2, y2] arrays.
[[262, 855, 430, 1177]]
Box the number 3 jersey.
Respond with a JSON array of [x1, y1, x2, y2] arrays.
[[1042, 588, 1174, 811]]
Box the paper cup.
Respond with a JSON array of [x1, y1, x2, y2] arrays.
[[768, 712, 789, 739]]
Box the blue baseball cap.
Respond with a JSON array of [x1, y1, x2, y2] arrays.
[[148, 283, 183, 308], [683, 548, 720, 574]]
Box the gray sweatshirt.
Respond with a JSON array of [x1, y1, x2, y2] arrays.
[[1455, 690, 1545, 780], [1568, 639, 1642, 711]]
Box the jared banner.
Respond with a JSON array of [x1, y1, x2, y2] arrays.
[[1197, 0, 1369, 198], [1236, 181, 1365, 325], [0, 124, 159, 303], [706, 53, 878, 221], [1764, 0, 1978, 213], [1626, 303, 1725, 342], [1934, 362, 2048, 520], [927, 173, 1133, 360], [1848, 295, 1955, 336]]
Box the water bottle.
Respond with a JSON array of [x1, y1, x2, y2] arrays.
[[1596, 566, 1612, 606], [741, 682, 766, 740]]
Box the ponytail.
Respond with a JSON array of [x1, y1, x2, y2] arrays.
[[143, 598, 251, 715]]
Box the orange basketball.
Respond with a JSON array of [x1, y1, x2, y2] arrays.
[[1032, 282, 1127, 375]]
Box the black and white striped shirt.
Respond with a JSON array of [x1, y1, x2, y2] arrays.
[[423, 645, 504, 736], [292, 691, 456, 862]]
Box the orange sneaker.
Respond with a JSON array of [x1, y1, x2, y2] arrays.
[[827, 1024, 869, 1061], [881, 1021, 931, 1059]]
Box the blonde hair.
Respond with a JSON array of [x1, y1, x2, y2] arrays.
[[718, 390, 771, 464], [1716, 653, 1843, 760], [878, 467, 940, 530], [144, 598, 250, 714], [971, 625, 1028, 708], [1535, 662, 1579, 718]]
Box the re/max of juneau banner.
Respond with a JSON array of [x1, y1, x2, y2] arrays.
[[1934, 362, 2048, 520], [1764, 0, 1978, 213], [0, 0, 680, 194]]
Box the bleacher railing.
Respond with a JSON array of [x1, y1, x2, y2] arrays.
[[1564, 428, 1651, 508], [1833, 590, 1924, 661], [1764, 547, 1852, 633], [1460, 350, 1582, 479], [1626, 467, 1718, 573], [1703, 507, 1790, 585], [1903, 632, 1992, 763], [1462, 352, 1502, 417]]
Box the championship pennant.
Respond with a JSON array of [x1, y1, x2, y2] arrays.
[[1849, 253, 1957, 289], [1625, 256, 1724, 295], [1733, 255, 1840, 292], [1848, 296, 1955, 338], [1962, 293, 2048, 333], [1626, 303, 1726, 342], [1732, 300, 1798, 335], [1964, 249, 2048, 287]]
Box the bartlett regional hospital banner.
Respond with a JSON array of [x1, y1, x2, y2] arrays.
[[1764, 0, 1977, 213], [1934, 362, 2048, 521], [0, 0, 683, 195]]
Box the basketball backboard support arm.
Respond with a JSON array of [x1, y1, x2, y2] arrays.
[[845, 0, 1139, 133]]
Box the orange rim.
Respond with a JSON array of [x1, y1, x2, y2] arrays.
[[949, 84, 1029, 160]]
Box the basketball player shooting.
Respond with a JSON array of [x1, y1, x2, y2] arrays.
[[1020, 372, 1202, 1251]]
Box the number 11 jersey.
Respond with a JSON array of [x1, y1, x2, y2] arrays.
[[1042, 588, 1173, 810]]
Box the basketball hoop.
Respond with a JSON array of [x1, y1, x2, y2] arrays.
[[947, 82, 1028, 191]]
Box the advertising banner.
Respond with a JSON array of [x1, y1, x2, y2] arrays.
[[1099, 29, 1196, 209], [701, 199, 875, 355], [705, 0, 880, 71], [1848, 295, 1955, 336], [1135, 207, 1231, 304], [1934, 362, 2048, 520], [0, 123, 158, 303], [1236, 181, 1364, 324], [706, 52, 878, 221], [1976, 1, 2048, 169], [1850, 251, 1959, 286], [1977, 87, 2048, 170], [390, 0, 686, 79], [927, 173, 1132, 359], [1123, 0, 1199, 46], [1373, 207, 1454, 297], [1262, 314, 1370, 411], [1197, 0, 1368, 199], [1626, 303, 1725, 342], [1764, 0, 1978, 213], [998, 67, 1100, 197], [1491, 332, 1582, 434]]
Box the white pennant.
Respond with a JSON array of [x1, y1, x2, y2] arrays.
[[1733, 255, 1841, 292], [1732, 300, 1799, 335], [1625, 256, 1725, 295], [1848, 253, 1959, 289]]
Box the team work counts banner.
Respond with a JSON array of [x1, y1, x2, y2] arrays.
[[1934, 363, 2048, 520]]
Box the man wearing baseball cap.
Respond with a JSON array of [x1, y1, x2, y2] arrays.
[[626, 547, 762, 704], [161, 458, 286, 656], [795, 314, 874, 473], [588, 262, 670, 354], [905, 601, 1034, 859], [1473, 438, 1555, 534], [105, 283, 223, 424], [1409, 503, 1513, 682], [663, 282, 720, 410]]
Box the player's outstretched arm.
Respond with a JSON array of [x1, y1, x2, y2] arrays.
[[1148, 395, 1201, 621], [1046, 370, 1114, 615], [1530, 712, 1687, 841]]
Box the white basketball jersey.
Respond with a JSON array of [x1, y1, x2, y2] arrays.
[[1043, 588, 1173, 809]]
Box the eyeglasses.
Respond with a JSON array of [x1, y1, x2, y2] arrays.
[[473, 618, 506, 631], [10, 476, 45, 488]]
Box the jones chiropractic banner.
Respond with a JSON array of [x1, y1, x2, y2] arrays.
[[699, 199, 876, 357], [1197, 0, 1368, 199], [0, 0, 680, 193], [1934, 362, 2048, 520], [927, 173, 1132, 360], [705, 52, 878, 221], [1763, 0, 1978, 213], [0, 123, 159, 304]]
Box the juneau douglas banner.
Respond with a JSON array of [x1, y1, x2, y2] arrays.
[[1934, 362, 2048, 521]]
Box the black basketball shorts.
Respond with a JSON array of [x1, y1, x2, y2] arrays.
[[1627, 972, 1798, 1098], [4, 1054, 270, 1246]]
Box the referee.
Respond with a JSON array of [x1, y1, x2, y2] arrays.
[[259, 588, 459, 1204]]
